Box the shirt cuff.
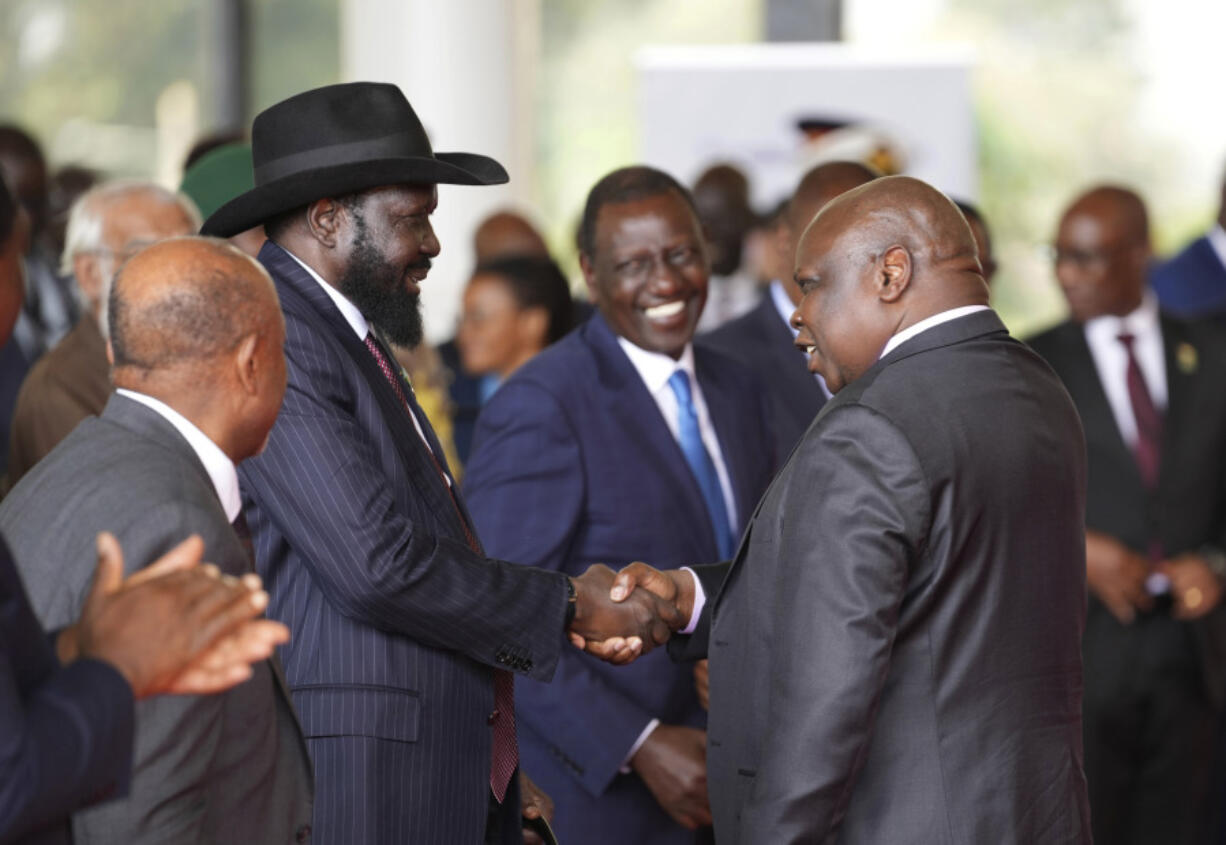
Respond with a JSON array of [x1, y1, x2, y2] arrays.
[[679, 567, 707, 634], [619, 718, 661, 774]]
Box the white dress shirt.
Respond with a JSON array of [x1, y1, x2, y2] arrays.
[[116, 389, 242, 522], [614, 337, 738, 769], [1207, 224, 1226, 273], [616, 338, 738, 526], [1083, 293, 1167, 449], [769, 280, 832, 398], [283, 249, 441, 469]]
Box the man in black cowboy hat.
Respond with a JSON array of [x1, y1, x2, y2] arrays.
[[201, 82, 684, 845]]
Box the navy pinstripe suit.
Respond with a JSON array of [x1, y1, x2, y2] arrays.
[[239, 241, 571, 844]]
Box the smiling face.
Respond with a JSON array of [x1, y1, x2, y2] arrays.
[[582, 191, 708, 359], [790, 215, 891, 393], [336, 184, 439, 347]]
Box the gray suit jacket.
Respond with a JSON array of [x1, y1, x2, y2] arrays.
[[701, 311, 1092, 844], [0, 394, 313, 845]]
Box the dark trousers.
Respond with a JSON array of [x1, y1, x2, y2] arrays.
[[1083, 600, 1217, 845]]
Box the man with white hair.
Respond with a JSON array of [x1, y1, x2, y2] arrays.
[[6, 181, 199, 483]]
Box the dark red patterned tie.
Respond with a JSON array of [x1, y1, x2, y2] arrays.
[[1117, 332, 1163, 489], [363, 333, 518, 802]]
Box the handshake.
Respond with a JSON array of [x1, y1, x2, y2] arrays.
[[566, 563, 696, 665]]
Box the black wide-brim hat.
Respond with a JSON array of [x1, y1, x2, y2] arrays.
[[201, 81, 508, 237]]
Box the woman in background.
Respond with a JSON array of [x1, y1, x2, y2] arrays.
[[457, 255, 576, 388]]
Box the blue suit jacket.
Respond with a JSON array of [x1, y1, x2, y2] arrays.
[[238, 242, 571, 845], [698, 292, 826, 457], [0, 538, 134, 845], [464, 314, 775, 845], [1151, 234, 1226, 318]]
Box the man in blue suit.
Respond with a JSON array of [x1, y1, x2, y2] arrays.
[[1151, 170, 1226, 318], [699, 161, 875, 455], [464, 166, 776, 844], [200, 84, 682, 845]]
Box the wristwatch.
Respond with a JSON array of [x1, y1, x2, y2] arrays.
[[564, 577, 577, 626]]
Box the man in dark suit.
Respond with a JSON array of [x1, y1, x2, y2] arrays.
[[199, 82, 681, 845], [464, 166, 775, 844], [1028, 186, 1226, 844], [699, 161, 875, 455], [587, 176, 1093, 843], [1151, 169, 1226, 318], [1, 237, 314, 844], [0, 179, 295, 845]]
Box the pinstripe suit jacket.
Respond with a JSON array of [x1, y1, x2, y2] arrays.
[[239, 241, 571, 844]]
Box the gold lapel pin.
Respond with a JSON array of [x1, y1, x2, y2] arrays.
[[1176, 342, 1198, 374]]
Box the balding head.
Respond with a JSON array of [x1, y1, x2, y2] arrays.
[[1053, 185, 1151, 323], [110, 237, 287, 461], [473, 211, 549, 263], [790, 175, 988, 392], [776, 161, 877, 305], [65, 181, 201, 331]]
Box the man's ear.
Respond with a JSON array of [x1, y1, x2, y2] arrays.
[[234, 333, 261, 396], [305, 198, 344, 249], [878, 245, 912, 303]]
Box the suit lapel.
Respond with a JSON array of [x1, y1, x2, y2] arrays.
[[1158, 315, 1195, 496], [261, 242, 473, 545], [585, 316, 719, 561], [1054, 322, 1144, 487], [694, 347, 756, 532]]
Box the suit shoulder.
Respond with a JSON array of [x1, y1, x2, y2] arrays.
[[498, 328, 598, 394], [698, 304, 767, 354], [1022, 320, 1078, 360]]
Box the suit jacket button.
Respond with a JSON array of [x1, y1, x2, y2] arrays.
[[296, 824, 311, 842], [488, 709, 500, 725]]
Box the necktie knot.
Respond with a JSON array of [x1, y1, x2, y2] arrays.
[[668, 369, 694, 408], [1117, 331, 1136, 350]]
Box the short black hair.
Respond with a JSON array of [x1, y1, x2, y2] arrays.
[[577, 166, 698, 259], [0, 125, 45, 170], [472, 255, 576, 344], [183, 129, 246, 171]]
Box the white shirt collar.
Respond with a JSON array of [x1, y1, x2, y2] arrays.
[[284, 248, 369, 340], [1207, 224, 1226, 273], [115, 388, 242, 522], [617, 337, 696, 395], [880, 305, 992, 359], [768, 280, 799, 339], [1083, 291, 1161, 348]]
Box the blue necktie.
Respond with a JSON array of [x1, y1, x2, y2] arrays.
[[668, 370, 736, 559]]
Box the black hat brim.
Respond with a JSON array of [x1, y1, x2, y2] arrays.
[[200, 151, 508, 237]]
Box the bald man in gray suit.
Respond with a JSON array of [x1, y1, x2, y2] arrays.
[[0, 238, 313, 844]]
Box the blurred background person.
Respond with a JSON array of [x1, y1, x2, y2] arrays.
[[44, 165, 101, 267], [457, 254, 576, 388], [442, 208, 556, 465], [180, 142, 265, 258], [701, 160, 875, 454], [6, 181, 199, 486], [1027, 185, 1226, 845], [954, 198, 998, 286], [0, 125, 76, 360], [1151, 164, 1226, 320], [691, 163, 759, 332]]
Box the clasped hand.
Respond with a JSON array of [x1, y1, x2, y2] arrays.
[[568, 562, 693, 664], [566, 563, 686, 662]]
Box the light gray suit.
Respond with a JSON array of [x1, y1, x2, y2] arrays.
[[685, 311, 1092, 844], [0, 393, 313, 844]]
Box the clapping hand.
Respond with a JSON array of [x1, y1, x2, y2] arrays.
[[59, 532, 289, 699]]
